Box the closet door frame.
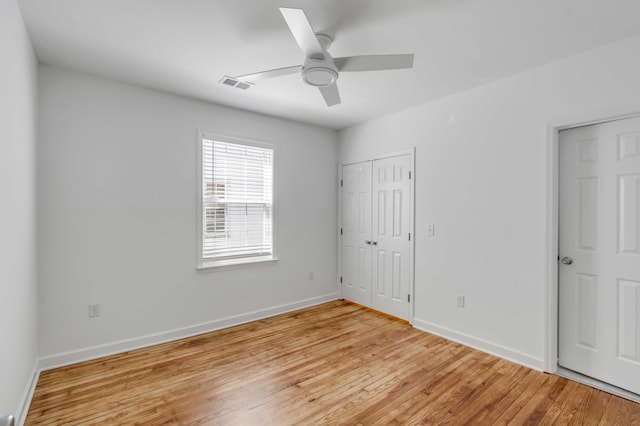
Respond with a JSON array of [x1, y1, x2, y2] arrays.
[[338, 148, 415, 324]]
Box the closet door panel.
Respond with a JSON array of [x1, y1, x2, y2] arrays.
[[341, 161, 372, 306], [371, 155, 411, 320]]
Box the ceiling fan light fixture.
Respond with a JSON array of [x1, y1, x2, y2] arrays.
[[302, 67, 338, 87]]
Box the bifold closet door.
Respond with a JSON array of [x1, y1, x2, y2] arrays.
[[341, 155, 412, 321]]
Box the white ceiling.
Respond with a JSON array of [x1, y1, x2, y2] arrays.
[[18, 0, 640, 130]]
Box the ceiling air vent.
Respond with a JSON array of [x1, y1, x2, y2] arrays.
[[219, 76, 252, 90]]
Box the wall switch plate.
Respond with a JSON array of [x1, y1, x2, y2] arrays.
[[88, 304, 100, 318], [456, 296, 465, 308], [427, 224, 435, 237]]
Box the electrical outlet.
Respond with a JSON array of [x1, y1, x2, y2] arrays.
[[308, 271, 315, 280], [456, 296, 465, 308], [88, 304, 100, 318]]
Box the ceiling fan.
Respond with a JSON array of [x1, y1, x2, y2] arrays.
[[220, 7, 415, 107]]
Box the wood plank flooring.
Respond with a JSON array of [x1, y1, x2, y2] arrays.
[[26, 301, 640, 425]]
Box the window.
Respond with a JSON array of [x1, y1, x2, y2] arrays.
[[198, 132, 275, 268], [205, 203, 226, 237], [204, 182, 227, 237]]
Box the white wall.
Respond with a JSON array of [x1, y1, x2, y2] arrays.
[[339, 35, 640, 368], [37, 66, 338, 361], [0, 0, 39, 420]]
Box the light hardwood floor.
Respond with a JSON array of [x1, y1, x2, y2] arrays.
[[26, 301, 640, 425]]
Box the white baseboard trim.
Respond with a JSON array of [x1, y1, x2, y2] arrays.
[[16, 360, 40, 426], [39, 293, 338, 371], [412, 318, 545, 372]]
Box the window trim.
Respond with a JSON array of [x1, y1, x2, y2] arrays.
[[196, 130, 278, 271]]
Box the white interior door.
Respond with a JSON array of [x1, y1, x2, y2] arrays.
[[371, 155, 411, 320], [559, 116, 640, 395], [341, 161, 372, 306]]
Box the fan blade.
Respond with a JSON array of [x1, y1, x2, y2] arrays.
[[236, 65, 302, 82], [279, 8, 324, 58], [319, 83, 341, 107], [335, 54, 414, 72]]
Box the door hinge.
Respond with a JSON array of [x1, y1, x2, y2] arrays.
[[340, 179, 343, 187], [340, 228, 343, 235], [408, 294, 411, 302], [409, 171, 412, 179], [340, 276, 343, 283], [408, 233, 411, 241]]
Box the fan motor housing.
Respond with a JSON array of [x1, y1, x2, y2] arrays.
[[302, 56, 338, 87]]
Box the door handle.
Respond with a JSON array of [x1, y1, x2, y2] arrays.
[[365, 240, 371, 245], [372, 241, 378, 245], [560, 256, 573, 265]]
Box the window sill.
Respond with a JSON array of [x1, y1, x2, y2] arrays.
[[197, 255, 279, 272]]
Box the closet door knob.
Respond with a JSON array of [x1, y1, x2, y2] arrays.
[[365, 240, 372, 245], [561, 256, 573, 265]]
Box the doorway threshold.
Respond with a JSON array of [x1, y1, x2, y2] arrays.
[[556, 366, 640, 403]]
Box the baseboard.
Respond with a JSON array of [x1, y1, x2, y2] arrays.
[[412, 318, 545, 371], [39, 293, 338, 371], [16, 360, 40, 426]]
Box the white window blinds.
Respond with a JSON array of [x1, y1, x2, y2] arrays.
[[201, 138, 274, 261]]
